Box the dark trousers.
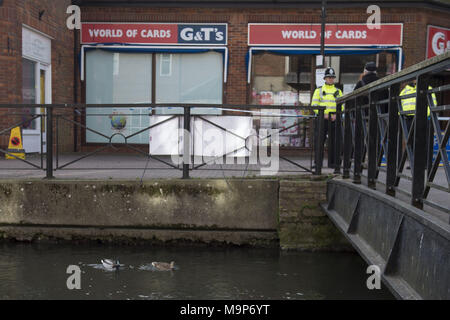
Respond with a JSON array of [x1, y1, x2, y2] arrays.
[[315, 118, 335, 167]]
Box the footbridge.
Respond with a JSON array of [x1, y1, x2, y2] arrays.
[[321, 52, 450, 300]]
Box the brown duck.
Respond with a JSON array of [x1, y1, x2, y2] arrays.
[[151, 261, 175, 271]]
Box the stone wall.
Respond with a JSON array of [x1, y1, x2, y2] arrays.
[[278, 177, 352, 251], [0, 176, 351, 250]]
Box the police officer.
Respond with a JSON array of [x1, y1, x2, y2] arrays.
[[400, 79, 437, 119], [399, 79, 437, 169], [312, 67, 343, 167]]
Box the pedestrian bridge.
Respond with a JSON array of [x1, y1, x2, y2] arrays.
[[321, 52, 450, 300]]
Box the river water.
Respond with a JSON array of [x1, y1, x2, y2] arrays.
[[0, 242, 394, 300]]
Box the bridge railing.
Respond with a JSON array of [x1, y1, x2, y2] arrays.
[[0, 103, 326, 179], [333, 51, 450, 213]]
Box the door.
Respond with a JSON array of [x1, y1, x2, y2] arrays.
[[21, 59, 50, 153]]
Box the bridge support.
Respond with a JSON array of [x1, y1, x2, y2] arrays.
[[321, 179, 450, 300]]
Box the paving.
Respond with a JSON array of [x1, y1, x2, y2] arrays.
[[0, 153, 326, 180]]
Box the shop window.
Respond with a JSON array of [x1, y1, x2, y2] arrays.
[[251, 53, 312, 148], [339, 52, 397, 94], [155, 52, 223, 115], [85, 50, 223, 144], [86, 50, 153, 144]]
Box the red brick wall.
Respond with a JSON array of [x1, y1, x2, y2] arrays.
[[78, 5, 450, 107], [0, 0, 75, 151]]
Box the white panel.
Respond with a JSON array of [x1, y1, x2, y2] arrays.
[[22, 27, 51, 65], [193, 116, 252, 157], [149, 116, 253, 157]]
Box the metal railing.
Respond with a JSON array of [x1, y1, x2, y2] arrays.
[[332, 51, 450, 214], [0, 103, 326, 179]]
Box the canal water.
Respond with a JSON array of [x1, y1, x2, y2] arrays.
[[0, 242, 394, 300]]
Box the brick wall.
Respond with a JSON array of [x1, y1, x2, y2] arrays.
[[0, 0, 75, 152], [79, 5, 450, 107]]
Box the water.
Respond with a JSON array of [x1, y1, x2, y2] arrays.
[[0, 242, 394, 300]]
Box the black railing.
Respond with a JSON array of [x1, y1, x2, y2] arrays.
[[332, 51, 450, 214], [0, 103, 326, 179]]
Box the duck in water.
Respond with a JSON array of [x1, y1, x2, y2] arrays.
[[101, 259, 121, 270], [151, 261, 175, 271]]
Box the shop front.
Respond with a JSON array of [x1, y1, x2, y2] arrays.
[[80, 22, 228, 145], [247, 23, 403, 149]]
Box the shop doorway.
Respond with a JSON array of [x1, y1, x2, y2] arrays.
[[21, 59, 51, 153], [21, 26, 52, 153]]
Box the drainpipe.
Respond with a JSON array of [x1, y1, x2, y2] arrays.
[[73, 28, 78, 152]]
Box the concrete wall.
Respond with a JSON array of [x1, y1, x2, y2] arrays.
[[0, 176, 350, 250]]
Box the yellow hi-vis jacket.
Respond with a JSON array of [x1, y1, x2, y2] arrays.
[[399, 84, 437, 117], [311, 84, 343, 115]]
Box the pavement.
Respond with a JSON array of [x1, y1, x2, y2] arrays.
[[0, 153, 326, 180]]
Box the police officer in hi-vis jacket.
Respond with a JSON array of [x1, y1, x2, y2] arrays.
[[312, 67, 343, 167]]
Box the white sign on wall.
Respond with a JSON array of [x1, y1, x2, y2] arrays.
[[315, 68, 326, 88], [22, 26, 51, 65]]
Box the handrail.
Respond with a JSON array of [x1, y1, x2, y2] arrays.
[[0, 103, 326, 179], [337, 51, 450, 102], [333, 53, 450, 214]]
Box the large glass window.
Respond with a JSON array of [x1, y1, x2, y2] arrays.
[[86, 50, 152, 144], [251, 53, 312, 148], [339, 52, 397, 94], [155, 52, 223, 115], [85, 50, 223, 144]]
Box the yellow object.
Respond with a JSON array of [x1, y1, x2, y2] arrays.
[[5, 127, 25, 160], [399, 84, 437, 117], [312, 83, 343, 115]]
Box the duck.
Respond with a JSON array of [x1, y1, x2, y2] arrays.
[[101, 259, 121, 270], [151, 261, 175, 271]]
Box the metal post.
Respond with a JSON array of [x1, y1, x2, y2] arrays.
[[343, 100, 352, 179], [411, 75, 428, 209], [183, 106, 191, 179], [328, 113, 335, 168], [386, 84, 400, 196], [314, 108, 324, 175], [320, 0, 327, 58], [45, 106, 54, 179], [334, 103, 342, 174], [354, 97, 363, 184], [367, 92, 378, 189]]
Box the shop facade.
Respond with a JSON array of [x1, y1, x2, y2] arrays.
[[0, 0, 449, 153]]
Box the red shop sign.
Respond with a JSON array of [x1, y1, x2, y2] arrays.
[[426, 25, 450, 59], [248, 23, 403, 47], [81, 23, 228, 45]]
